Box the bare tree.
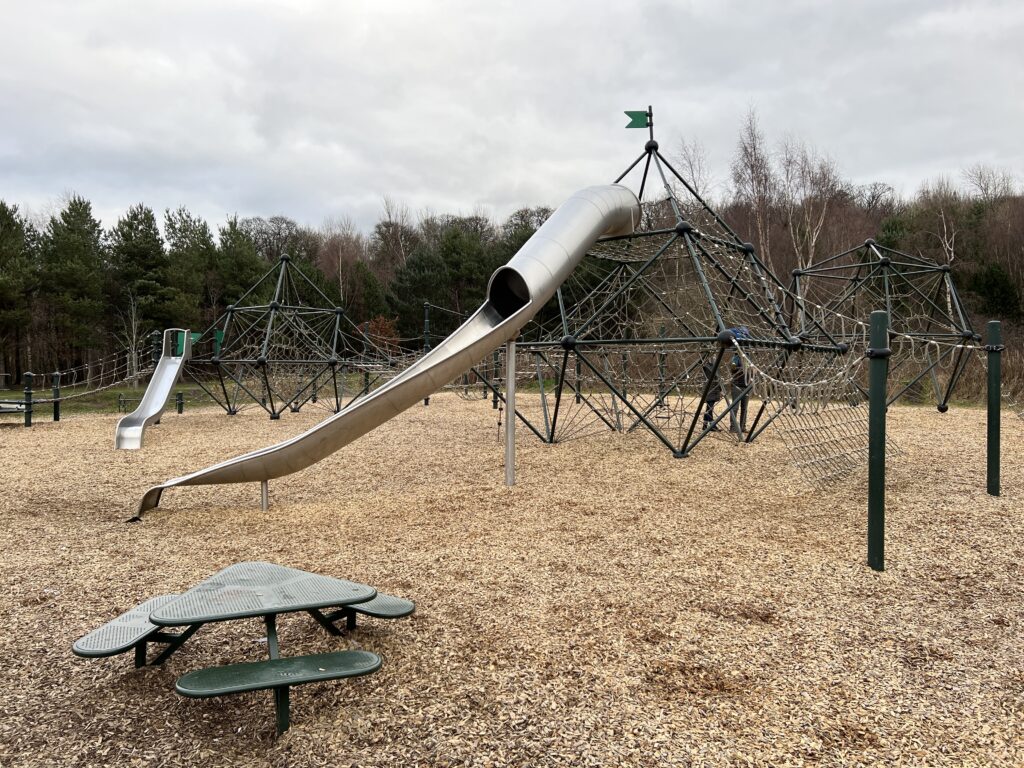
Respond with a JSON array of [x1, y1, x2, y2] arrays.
[[113, 291, 144, 388], [962, 163, 1015, 203], [918, 176, 961, 264], [369, 196, 419, 282], [730, 108, 778, 265], [856, 182, 896, 215], [778, 136, 845, 269], [676, 137, 714, 199], [319, 215, 366, 304]]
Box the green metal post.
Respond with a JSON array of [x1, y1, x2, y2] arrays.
[[987, 320, 1002, 496], [176, 392, 184, 414], [275, 686, 290, 735], [52, 372, 61, 422], [150, 331, 161, 366], [23, 372, 33, 427], [423, 302, 431, 406], [867, 310, 890, 572]]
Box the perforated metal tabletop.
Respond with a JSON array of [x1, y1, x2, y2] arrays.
[[150, 562, 376, 626]]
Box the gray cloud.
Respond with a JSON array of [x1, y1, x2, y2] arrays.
[[1, 0, 1021, 231]]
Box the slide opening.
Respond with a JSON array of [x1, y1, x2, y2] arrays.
[[488, 267, 531, 319]]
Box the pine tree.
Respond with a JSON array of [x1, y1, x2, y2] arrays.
[[0, 202, 40, 381], [38, 195, 107, 364], [107, 203, 175, 330]]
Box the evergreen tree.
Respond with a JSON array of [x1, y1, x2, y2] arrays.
[[38, 195, 107, 363], [107, 203, 178, 331], [0, 202, 39, 381], [387, 249, 450, 337], [212, 216, 267, 308], [165, 206, 216, 327], [350, 260, 389, 321]]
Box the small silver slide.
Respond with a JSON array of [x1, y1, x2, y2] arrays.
[[115, 329, 191, 450], [135, 185, 639, 516]]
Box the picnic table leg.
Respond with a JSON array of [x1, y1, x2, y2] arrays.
[[264, 614, 280, 659], [306, 609, 343, 636], [149, 624, 205, 665], [274, 686, 290, 735], [317, 607, 358, 631], [135, 641, 148, 668]]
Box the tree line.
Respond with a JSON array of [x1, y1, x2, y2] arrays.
[[1, 111, 1019, 385]]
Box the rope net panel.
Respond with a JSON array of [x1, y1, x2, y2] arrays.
[[792, 243, 978, 409]]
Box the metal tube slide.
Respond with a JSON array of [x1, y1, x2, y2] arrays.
[[134, 185, 639, 516], [115, 329, 191, 450]]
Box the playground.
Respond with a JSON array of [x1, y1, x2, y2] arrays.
[[2, 396, 1023, 765]]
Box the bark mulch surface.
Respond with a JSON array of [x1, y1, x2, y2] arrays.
[[0, 396, 1022, 767]]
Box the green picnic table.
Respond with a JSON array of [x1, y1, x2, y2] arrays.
[[73, 561, 414, 734]]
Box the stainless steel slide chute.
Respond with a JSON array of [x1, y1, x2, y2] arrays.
[[135, 185, 640, 516], [115, 329, 191, 450]]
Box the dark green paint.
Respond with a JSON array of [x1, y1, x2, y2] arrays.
[[987, 320, 1001, 496], [867, 310, 889, 572], [624, 110, 649, 128]]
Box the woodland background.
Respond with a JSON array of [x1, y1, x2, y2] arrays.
[[1, 112, 1019, 384]]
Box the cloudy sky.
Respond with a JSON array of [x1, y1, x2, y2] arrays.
[[2, 0, 1021, 232]]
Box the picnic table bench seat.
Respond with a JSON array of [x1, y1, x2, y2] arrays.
[[312, 592, 415, 633], [73, 594, 200, 667], [176, 650, 382, 734]]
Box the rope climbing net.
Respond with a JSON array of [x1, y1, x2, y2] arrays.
[[440, 134, 988, 487]]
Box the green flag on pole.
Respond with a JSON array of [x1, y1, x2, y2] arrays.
[[624, 110, 649, 129]]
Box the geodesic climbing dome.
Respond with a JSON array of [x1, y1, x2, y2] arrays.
[[186, 256, 416, 419], [450, 132, 883, 485]]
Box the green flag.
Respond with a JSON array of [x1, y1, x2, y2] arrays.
[[624, 110, 649, 129]]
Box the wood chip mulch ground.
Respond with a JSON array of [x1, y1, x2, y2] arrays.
[[0, 394, 1022, 767]]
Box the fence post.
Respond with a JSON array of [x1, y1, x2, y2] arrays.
[[867, 310, 890, 572], [150, 330, 162, 366], [23, 372, 33, 428], [987, 320, 1002, 497], [423, 302, 431, 407], [52, 371, 61, 422], [176, 392, 184, 415]]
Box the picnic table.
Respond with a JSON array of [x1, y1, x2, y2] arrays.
[[73, 561, 414, 734]]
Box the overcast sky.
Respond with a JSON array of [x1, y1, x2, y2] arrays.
[[2, 0, 1022, 233]]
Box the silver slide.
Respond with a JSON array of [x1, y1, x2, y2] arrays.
[[135, 185, 639, 515], [115, 328, 191, 450]]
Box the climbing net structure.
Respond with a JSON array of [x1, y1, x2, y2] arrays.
[[791, 241, 979, 411], [1002, 347, 1024, 420], [451, 120, 888, 484], [186, 256, 416, 419]]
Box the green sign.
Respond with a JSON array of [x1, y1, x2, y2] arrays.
[[624, 110, 649, 129]]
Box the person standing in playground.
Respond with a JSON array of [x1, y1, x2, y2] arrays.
[[729, 349, 749, 434], [702, 360, 722, 431], [728, 326, 751, 435]]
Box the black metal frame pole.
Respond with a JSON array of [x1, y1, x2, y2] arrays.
[[23, 371, 33, 427], [52, 371, 60, 422], [867, 310, 890, 572], [987, 320, 1002, 497]]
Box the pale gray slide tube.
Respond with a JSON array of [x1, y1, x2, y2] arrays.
[[135, 185, 639, 516], [115, 329, 191, 450]]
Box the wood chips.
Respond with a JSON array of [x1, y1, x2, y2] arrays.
[[0, 395, 1022, 766]]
